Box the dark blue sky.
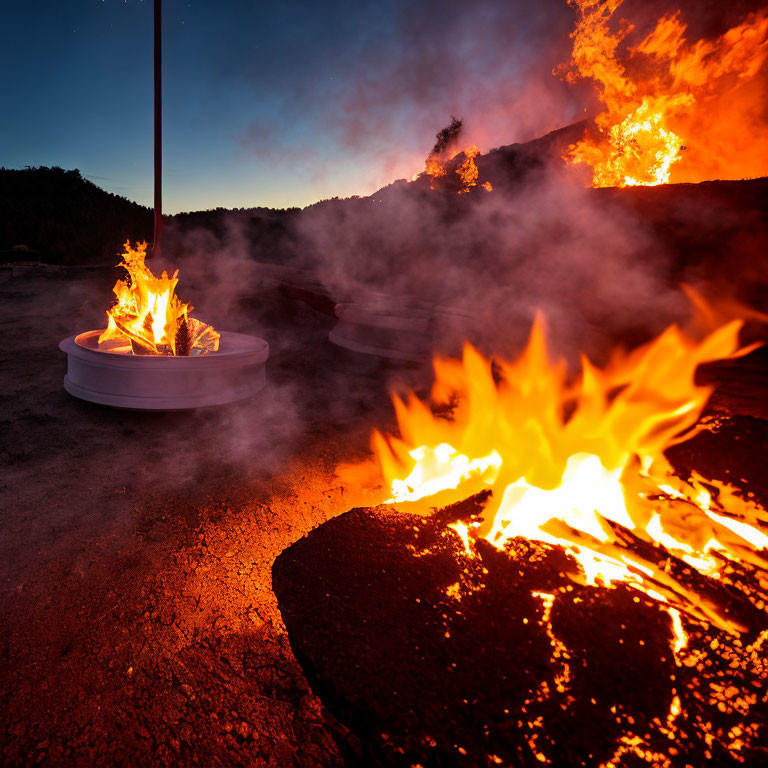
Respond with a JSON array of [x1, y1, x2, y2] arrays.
[[1, 0, 583, 212]]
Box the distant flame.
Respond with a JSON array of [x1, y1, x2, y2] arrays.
[[342, 313, 768, 637], [456, 146, 480, 191], [456, 145, 491, 193], [560, 0, 768, 187], [98, 241, 219, 356], [424, 145, 493, 193], [424, 157, 447, 189]]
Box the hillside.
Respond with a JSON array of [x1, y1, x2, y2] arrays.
[[0, 167, 153, 265], [3, 124, 767, 286]]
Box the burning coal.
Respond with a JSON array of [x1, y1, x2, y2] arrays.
[[559, 0, 768, 187], [98, 241, 220, 356]]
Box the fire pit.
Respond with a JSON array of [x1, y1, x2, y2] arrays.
[[59, 240, 269, 409], [329, 298, 473, 362], [59, 329, 268, 409]]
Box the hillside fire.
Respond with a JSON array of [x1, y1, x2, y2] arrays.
[[424, 144, 494, 193], [560, 0, 768, 187], [422, 117, 493, 192]]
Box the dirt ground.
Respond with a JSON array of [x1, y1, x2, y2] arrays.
[[2, 266, 767, 767], [0, 266, 418, 767]]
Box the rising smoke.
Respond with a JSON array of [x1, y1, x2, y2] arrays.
[[430, 117, 464, 159], [292, 155, 686, 367], [166, 0, 768, 450]]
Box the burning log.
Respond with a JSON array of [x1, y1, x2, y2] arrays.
[[333, 312, 768, 634]]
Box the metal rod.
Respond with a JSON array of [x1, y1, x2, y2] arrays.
[[153, 0, 162, 257]]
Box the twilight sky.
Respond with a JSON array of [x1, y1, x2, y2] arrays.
[[1, 0, 588, 213]]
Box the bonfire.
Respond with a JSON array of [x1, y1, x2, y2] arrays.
[[311, 301, 768, 764], [98, 241, 220, 356]]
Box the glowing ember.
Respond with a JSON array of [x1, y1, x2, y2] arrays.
[[98, 241, 219, 356], [559, 0, 768, 187]]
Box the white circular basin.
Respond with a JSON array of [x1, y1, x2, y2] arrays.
[[329, 300, 473, 361], [59, 329, 269, 410]]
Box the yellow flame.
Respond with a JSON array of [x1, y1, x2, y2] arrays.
[[98, 241, 219, 356], [560, 1, 768, 187], [456, 145, 480, 192], [423, 146, 493, 193], [342, 314, 768, 634]]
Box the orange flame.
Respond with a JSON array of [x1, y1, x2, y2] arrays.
[[98, 241, 220, 356], [423, 146, 493, 193], [425, 157, 447, 181], [341, 314, 768, 636], [456, 145, 481, 191], [560, 0, 768, 186]]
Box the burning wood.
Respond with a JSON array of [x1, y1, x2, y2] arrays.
[[59, 240, 269, 408], [98, 241, 220, 356], [274, 459, 768, 766], [559, 0, 768, 187]]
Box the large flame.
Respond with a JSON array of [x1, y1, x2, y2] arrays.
[[98, 241, 219, 356], [560, 0, 768, 187], [342, 314, 768, 636]]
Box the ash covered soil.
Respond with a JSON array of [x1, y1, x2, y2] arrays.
[[0, 267, 419, 767]]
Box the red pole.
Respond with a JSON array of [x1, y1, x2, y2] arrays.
[[153, 0, 162, 257]]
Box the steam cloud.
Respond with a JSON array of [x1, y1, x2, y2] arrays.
[[293, 163, 686, 366]]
